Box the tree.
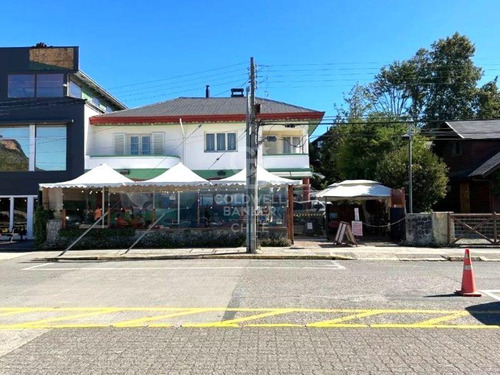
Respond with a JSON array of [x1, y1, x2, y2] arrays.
[[376, 137, 449, 212], [423, 33, 483, 122], [475, 78, 500, 119], [334, 116, 406, 181]]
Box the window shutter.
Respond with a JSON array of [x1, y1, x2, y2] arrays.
[[152, 133, 164, 155], [114, 133, 125, 155]]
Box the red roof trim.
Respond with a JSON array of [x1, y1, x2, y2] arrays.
[[89, 112, 325, 125]]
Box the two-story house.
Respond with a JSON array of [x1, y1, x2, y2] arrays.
[[433, 120, 500, 213], [88, 89, 324, 186], [0, 45, 125, 239]]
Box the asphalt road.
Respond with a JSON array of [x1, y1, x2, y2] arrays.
[[0, 252, 499, 374]]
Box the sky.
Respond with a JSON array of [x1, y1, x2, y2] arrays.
[[2, 0, 500, 139]]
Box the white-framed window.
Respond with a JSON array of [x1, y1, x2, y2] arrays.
[[113, 133, 164, 156], [205, 132, 237, 152], [283, 136, 303, 154]]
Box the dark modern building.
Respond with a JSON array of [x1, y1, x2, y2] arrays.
[[0, 45, 125, 239]]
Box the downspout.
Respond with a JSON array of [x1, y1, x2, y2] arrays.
[[179, 118, 186, 163]]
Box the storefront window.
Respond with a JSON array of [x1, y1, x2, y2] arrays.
[[0, 198, 10, 230], [0, 126, 30, 171], [13, 198, 27, 231]]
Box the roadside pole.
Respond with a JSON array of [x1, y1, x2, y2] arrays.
[[246, 57, 258, 253], [408, 123, 413, 214]]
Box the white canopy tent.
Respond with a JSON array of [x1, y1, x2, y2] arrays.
[[128, 162, 210, 188], [121, 162, 211, 224], [39, 164, 134, 228], [40, 163, 133, 189], [213, 165, 301, 186], [316, 180, 392, 201]]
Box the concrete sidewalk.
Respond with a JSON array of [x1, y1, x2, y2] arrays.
[[30, 244, 500, 262]]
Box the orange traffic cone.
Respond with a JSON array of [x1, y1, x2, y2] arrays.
[[455, 248, 481, 297]]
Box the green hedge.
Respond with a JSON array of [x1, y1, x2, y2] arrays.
[[43, 229, 246, 250], [59, 227, 135, 239]]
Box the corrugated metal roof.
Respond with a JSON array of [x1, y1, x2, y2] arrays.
[[445, 120, 500, 139], [97, 97, 321, 118], [469, 151, 500, 177]]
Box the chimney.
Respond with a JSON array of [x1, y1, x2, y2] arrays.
[[231, 88, 244, 97], [205, 85, 210, 98]]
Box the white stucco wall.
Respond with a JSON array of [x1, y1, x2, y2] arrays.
[[85, 121, 310, 172]]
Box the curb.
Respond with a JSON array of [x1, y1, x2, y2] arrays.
[[34, 254, 500, 263], [38, 254, 357, 262]]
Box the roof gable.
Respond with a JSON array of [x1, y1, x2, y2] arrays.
[[445, 120, 500, 140]]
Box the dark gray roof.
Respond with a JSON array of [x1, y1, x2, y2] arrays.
[[97, 97, 321, 118], [469, 151, 500, 177], [445, 120, 500, 139]]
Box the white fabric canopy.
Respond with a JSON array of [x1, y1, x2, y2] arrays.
[[130, 162, 210, 187], [213, 165, 300, 186], [40, 163, 133, 189], [316, 180, 391, 200]]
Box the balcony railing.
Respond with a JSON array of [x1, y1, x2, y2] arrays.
[[262, 153, 309, 169], [85, 155, 181, 170]]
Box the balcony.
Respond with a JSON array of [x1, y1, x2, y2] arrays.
[[85, 155, 181, 170], [262, 154, 309, 170]]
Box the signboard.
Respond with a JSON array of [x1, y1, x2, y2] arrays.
[[333, 221, 357, 246], [351, 220, 363, 237], [306, 222, 313, 230], [354, 208, 360, 221]]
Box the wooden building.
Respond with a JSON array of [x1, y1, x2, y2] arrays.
[[433, 120, 500, 213]]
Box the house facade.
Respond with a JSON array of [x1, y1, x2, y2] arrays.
[[433, 120, 500, 213], [0, 45, 125, 239], [88, 91, 324, 184]]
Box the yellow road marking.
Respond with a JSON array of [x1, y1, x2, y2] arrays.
[[408, 311, 470, 327], [183, 309, 295, 327], [245, 324, 303, 327], [113, 309, 211, 327], [7, 308, 118, 329], [307, 311, 382, 328], [371, 324, 500, 329], [0, 307, 498, 329]]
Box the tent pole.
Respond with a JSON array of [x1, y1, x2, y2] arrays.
[[152, 190, 156, 223], [102, 188, 105, 228], [107, 190, 111, 227], [177, 191, 181, 224]]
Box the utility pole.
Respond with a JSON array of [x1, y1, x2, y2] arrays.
[[246, 57, 258, 253], [408, 123, 413, 214]]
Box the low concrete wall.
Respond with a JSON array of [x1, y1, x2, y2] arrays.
[[405, 212, 453, 246]]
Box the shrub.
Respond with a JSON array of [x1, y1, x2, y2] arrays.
[[34, 207, 51, 249]]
